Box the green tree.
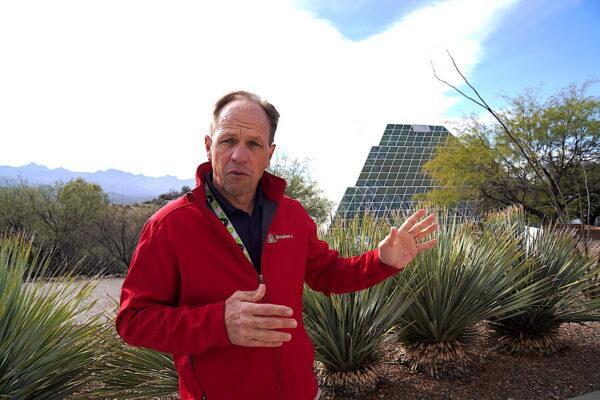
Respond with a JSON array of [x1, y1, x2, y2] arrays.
[[22, 178, 109, 272], [423, 82, 600, 224], [0, 179, 38, 233], [93, 203, 159, 274], [144, 185, 191, 206], [268, 154, 333, 224]]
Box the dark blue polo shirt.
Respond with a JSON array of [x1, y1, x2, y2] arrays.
[[206, 173, 264, 273]]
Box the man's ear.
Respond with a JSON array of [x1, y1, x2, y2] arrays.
[[204, 135, 212, 162], [266, 144, 276, 168]]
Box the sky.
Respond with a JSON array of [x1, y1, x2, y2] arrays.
[[1, 0, 598, 204]]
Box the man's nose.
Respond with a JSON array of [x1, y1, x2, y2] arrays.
[[230, 143, 250, 163]]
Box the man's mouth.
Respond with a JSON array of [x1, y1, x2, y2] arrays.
[[227, 169, 249, 176]]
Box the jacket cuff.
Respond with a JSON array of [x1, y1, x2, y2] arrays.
[[373, 248, 402, 275], [197, 300, 232, 348]]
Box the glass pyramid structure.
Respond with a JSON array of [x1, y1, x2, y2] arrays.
[[335, 123, 463, 219]]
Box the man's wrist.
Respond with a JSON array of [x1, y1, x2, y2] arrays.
[[375, 248, 400, 271]]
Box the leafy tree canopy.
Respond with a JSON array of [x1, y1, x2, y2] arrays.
[[144, 185, 191, 206], [0, 178, 151, 275], [268, 154, 333, 225], [423, 81, 600, 224]]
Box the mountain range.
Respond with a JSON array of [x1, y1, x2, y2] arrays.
[[0, 163, 196, 205]]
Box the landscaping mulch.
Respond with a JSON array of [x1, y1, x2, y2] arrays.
[[321, 322, 600, 400], [82, 280, 599, 400]]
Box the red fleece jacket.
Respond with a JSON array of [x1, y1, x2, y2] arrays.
[[116, 162, 399, 400]]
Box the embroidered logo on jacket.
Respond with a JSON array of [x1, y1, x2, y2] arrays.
[[267, 233, 294, 243]]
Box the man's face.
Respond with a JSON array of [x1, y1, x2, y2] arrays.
[[205, 100, 275, 200]]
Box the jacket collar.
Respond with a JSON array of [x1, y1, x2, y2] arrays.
[[193, 161, 287, 205], [205, 171, 264, 216]]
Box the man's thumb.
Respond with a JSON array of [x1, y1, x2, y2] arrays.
[[233, 283, 266, 302]]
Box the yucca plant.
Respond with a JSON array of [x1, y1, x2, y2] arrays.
[[303, 212, 415, 398], [485, 207, 600, 355], [84, 301, 179, 399], [0, 232, 103, 399], [394, 208, 545, 379]]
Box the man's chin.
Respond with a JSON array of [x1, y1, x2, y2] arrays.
[[222, 182, 255, 197]]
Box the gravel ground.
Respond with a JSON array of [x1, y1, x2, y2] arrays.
[[86, 279, 599, 400]]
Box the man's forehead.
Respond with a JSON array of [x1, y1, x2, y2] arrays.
[[213, 100, 271, 143], [217, 100, 269, 125]]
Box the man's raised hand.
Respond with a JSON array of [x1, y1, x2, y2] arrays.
[[224, 284, 297, 347], [377, 209, 438, 270]]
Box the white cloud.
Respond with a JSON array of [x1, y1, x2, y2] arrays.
[[0, 0, 519, 201]]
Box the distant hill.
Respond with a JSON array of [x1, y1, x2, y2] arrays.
[[0, 163, 196, 205]]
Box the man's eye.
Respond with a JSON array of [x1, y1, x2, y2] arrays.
[[220, 138, 234, 144], [249, 141, 262, 148]]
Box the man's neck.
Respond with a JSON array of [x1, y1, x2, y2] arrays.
[[212, 179, 256, 215]]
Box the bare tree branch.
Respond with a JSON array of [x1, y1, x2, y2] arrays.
[[432, 51, 570, 223], [430, 61, 486, 109]]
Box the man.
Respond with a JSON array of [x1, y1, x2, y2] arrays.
[[116, 91, 438, 400]]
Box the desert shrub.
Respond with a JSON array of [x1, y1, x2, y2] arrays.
[[303, 212, 415, 397], [394, 208, 544, 378], [0, 232, 103, 398], [486, 206, 600, 354]]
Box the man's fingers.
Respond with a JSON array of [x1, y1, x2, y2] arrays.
[[254, 329, 292, 343], [225, 286, 296, 348], [416, 238, 438, 252], [252, 316, 297, 330], [409, 213, 436, 234], [414, 223, 438, 240], [236, 329, 292, 346], [399, 208, 427, 231], [382, 227, 398, 247], [245, 340, 284, 348], [230, 284, 266, 303], [245, 302, 293, 317]]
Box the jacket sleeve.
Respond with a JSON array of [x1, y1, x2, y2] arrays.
[[115, 218, 231, 355], [303, 213, 400, 296]]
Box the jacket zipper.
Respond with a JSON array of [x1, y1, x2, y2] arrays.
[[275, 344, 283, 400], [207, 193, 284, 399], [259, 239, 285, 400], [189, 355, 207, 399], [204, 186, 283, 399], [198, 177, 284, 399]]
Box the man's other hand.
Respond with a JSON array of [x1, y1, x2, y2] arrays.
[[377, 209, 438, 270], [224, 284, 297, 347]]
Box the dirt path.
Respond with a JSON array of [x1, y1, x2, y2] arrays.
[[72, 277, 124, 323]]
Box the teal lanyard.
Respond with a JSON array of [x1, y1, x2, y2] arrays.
[[204, 182, 253, 264]]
